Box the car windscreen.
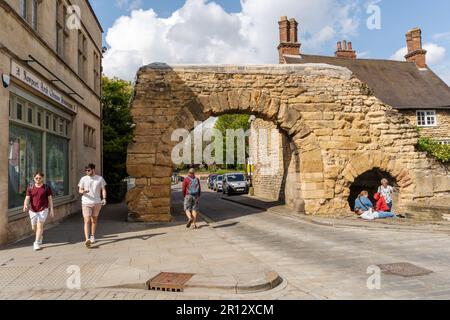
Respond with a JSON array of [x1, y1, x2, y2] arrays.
[[217, 176, 223, 181], [226, 174, 245, 182]]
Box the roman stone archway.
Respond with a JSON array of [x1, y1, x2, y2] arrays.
[[126, 63, 450, 222]]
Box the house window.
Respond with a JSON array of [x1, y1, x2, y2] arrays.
[[19, 0, 27, 18], [438, 139, 450, 145], [31, 0, 38, 29], [19, 0, 38, 30], [93, 51, 100, 94], [416, 110, 437, 127], [78, 31, 87, 79], [84, 125, 96, 148]]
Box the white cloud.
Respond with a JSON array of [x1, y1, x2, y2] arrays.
[[116, 0, 143, 11], [103, 0, 360, 80], [390, 43, 446, 66], [390, 47, 407, 61], [433, 32, 450, 41]]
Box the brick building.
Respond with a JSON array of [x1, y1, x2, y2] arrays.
[[0, 0, 103, 244]]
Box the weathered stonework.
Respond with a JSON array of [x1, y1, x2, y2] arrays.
[[127, 63, 450, 221]]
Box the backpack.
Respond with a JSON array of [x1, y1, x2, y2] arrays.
[[187, 176, 200, 196]]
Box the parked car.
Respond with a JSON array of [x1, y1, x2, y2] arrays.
[[214, 175, 223, 192], [207, 174, 217, 190], [223, 173, 249, 195]]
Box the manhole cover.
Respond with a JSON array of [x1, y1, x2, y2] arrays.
[[378, 263, 433, 277], [147, 272, 195, 292]]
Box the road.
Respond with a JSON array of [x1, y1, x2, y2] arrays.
[[1, 180, 450, 300], [190, 181, 450, 299]]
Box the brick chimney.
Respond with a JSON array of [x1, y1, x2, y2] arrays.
[[405, 27, 427, 68], [335, 40, 357, 59], [277, 16, 301, 63]]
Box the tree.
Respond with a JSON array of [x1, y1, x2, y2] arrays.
[[214, 114, 251, 170], [102, 77, 134, 202]]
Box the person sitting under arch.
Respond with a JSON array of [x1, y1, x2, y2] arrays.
[[354, 190, 396, 221]]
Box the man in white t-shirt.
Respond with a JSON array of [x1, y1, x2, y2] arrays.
[[78, 163, 107, 248]]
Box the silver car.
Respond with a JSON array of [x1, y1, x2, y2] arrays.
[[214, 175, 223, 192]]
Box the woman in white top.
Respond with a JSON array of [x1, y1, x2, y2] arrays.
[[378, 178, 395, 211]]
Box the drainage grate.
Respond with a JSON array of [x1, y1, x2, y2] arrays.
[[147, 272, 195, 292], [378, 263, 433, 277]]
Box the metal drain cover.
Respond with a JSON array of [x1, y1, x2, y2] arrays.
[[147, 272, 195, 292], [378, 263, 433, 277]]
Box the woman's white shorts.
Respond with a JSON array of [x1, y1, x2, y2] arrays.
[[29, 209, 49, 226]]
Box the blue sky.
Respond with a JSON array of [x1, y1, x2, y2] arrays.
[[89, 0, 450, 83]]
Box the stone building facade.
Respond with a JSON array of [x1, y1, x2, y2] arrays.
[[127, 64, 450, 222], [249, 16, 450, 207], [0, 0, 103, 244]]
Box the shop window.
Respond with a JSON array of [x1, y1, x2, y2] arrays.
[[37, 111, 42, 127], [46, 134, 69, 197], [27, 107, 33, 124], [8, 93, 72, 211], [8, 124, 43, 209], [16, 101, 23, 120]]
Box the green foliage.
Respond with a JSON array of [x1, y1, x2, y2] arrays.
[[416, 137, 450, 164], [214, 114, 251, 169], [102, 77, 134, 202]]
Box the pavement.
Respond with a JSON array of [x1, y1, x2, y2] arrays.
[[1, 182, 450, 300], [0, 184, 283, 299]]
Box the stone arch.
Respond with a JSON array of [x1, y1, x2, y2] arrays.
[[341, 152, 415, 213], [127, 64, 339, 221], [348, 169, 398, 211], [127, 63, 449, 222]]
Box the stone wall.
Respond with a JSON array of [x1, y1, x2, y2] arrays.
[[127, 63, 450, 221], [401, 109, 450, 142], [249, 119, 285, 201]]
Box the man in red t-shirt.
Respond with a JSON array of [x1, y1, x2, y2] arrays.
[[23, 171, 54, 251], [182, 168, 201, 229]]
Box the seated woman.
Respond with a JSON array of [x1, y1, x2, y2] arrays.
[[354, 190, 396, 220], [354, 191, 374, 212]]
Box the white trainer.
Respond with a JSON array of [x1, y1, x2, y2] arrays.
[[90, 236, 96, 244], [33, 242, 41, 251], [37, 238, 43, 245]]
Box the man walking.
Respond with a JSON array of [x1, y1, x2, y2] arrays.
[[78, 163, 107, 248], [182, 168, 201, 229]]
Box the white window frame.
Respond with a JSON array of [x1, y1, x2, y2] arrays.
[[416, 110, 437, 127]]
